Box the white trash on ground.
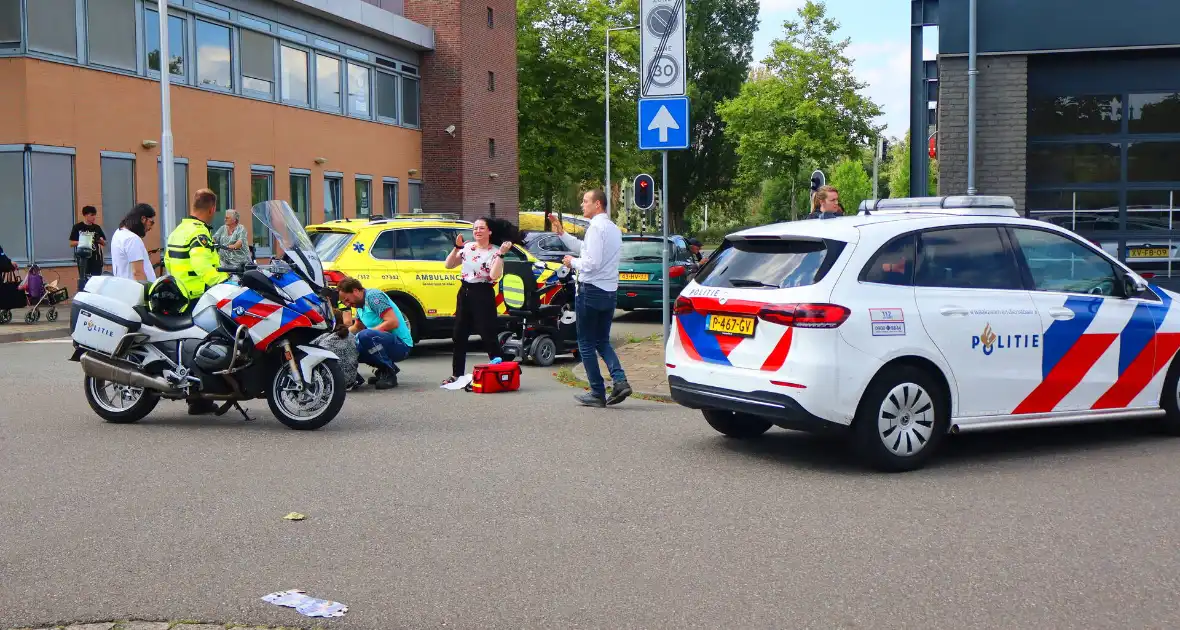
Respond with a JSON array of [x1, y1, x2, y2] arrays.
[[262, 589, 348, 617]]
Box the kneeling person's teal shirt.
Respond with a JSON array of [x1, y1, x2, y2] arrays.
[[358, 288, 413, 348]]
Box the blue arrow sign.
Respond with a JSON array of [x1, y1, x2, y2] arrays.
[[638, 97, 689, 151]]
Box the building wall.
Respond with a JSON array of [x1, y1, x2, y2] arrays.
[[937, 55, 1028, 210], [406, 0, 519, 222], [2, 57, 421, 256]]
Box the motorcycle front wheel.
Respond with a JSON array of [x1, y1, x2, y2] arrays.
[[267, 359, 346, 431]]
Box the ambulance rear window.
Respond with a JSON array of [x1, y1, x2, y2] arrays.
[[696, 238, 846, 289]]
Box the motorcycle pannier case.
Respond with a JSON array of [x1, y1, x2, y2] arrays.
[[70, 293, 142, 355], [471, 361, 522, 393]]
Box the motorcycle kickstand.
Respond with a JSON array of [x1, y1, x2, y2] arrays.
[[214, 400, 254, 422]]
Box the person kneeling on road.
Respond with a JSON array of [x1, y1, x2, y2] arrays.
[[337, 277, 412, 390]]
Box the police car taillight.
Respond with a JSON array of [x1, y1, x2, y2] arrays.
[[758, 303, 850, 329], [673, 296, 694, 315]]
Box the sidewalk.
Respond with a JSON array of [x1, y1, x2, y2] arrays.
[[0, 308, 70, 343], [561, 335, 671, 401]]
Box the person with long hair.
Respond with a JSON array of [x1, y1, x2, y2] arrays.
[[441, 217, 516, 385], [111, 203, 158, 281], [807, 185, 841, 220]]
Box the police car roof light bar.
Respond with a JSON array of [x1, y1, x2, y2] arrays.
[[857, 195, 1018, 217]]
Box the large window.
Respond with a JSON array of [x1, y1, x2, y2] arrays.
[[100, 155, 136, 244], [402, 77, 420, 127], [207, 164, 233, 228], [1027, 143, 1121, 186], [0, 0, 20, 49], [1028, 95, 1122, 137], [324, 176, 342, 222], [376, 71, 398, 123], [1128, 142, 1180, 182], [315, 55, 341, 111], [281, 45, 309, 105], [145, 8, 186, 77], [240, 29, 275, 96], [30, 152, 77, 264], [348, 63, 370, 117], [195, 20, 232, 90], [914, 228, 1023, 291], [290, 172, 310, 226], [87, 0, 137, 71], [28, 0, 79, 58], [251, 171, 274, 255], [0, 151, 27, 261], [1129, 93, 1180, 134], [355, 177, 372, 219]]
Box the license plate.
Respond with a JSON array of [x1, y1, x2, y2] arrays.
[[619, 272, 649, 281], [707, 314, 756, 337], [1129, 247, 1169, 259]]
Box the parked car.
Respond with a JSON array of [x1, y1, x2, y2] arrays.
[[521, 231, 577, 263], [616, 234, 700, 311]]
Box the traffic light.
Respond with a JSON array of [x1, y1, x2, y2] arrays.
[[633, 174, 655, 210], [929, 135, 937, 159], [810, 170, 826, 192]]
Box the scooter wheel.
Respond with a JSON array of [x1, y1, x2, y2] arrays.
[[24, 310, 37, 324], [0, 309, 10, 324], [47, 308, 58, 322], [530, 335, 557, 368]]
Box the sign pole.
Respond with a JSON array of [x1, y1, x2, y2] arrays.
[[159, 0, 176, 237], [661, 150, 670, 343]]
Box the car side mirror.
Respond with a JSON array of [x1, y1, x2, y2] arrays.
[[1124, 272, 1149, 297]]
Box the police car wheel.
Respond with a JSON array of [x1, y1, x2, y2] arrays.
[[702, 409, 773, 439], [853, 366, 947, 472], [1157, 356, 1180, 435]]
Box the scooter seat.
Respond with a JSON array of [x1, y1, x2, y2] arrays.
[[135, 306, 193, 331]]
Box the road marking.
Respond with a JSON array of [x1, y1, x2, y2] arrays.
[[21, 338, 73, 344]]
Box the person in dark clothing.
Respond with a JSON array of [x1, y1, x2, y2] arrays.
[[441, 217, 516, 384], [806, 185, 842, 220], [69, 205, 106, 291]]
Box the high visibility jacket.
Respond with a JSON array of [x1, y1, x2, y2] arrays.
[[165, 217, 227, 300]]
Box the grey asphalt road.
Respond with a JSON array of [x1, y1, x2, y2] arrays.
[[5, 340, 1180, 629]]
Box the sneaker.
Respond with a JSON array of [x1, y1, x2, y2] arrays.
[[607, 381, 633, 406], [375, 369, 398, 390], [575, 392, 605, 408], [368, 368, 385, 385]]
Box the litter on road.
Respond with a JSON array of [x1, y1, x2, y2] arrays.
[[282, 512, 306, 521], [262, 589, 348, 617]]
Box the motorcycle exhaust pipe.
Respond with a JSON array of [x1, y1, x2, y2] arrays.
[[80, 353, 175, 392]]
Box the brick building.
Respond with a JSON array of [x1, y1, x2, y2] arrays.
[[918, 0, 1180, 279], [0, 0, 518, 282]]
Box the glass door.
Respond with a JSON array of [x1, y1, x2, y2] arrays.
[[251, 172, 274, 257]]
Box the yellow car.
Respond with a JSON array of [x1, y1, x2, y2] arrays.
[[307, 215, 564, 343], [518, 211, 629, 235]]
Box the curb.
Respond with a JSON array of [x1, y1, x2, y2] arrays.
[[0, 326, 70, 344], [563, 362, 674, 403]]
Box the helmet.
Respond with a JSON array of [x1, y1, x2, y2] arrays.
[[147, 275, 187, 315]]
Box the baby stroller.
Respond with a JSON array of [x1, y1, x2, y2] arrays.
[[498, 259, 578, 367], [0, 250, 22, 325], [17, 265, 69, 324]]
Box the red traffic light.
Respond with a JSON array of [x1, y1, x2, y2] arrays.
[[640, 181, 648, 188]]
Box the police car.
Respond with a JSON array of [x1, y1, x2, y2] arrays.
[[666, 195, 1180, 471]]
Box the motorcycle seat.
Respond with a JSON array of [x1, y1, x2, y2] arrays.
[[135, 306, 193, 332]]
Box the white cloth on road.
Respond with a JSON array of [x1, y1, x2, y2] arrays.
[[111, 227, 156, 282], [558, 212, 622, 292]]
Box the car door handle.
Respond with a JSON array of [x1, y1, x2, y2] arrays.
[[939, 306, 970, 317], [1048, 307, 1075, 320]]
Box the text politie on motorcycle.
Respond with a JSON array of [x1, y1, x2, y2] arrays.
[[165, 188, 229, 309]]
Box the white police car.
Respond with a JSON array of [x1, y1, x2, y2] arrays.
[[667, 195, 1180, 471]]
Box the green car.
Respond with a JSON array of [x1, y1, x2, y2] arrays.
[[616, 235, 701, 311]]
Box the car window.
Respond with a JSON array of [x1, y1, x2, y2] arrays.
[[621, 239, 672, 261], [915, 227, 1023, 290], [862, 234, 916, 286], [696, 238, 846, 289], [1011, 228, 1121, 296], [394, 228, 455, 262], [308, 231, 354, 262], [540, 237, 567, 252], [371, 230, 396, 260]]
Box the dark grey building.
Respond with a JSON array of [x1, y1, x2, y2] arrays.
[[915, 0, 1180, 279]]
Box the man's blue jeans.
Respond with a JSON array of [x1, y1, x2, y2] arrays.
[[355, 329, 410, 374], [575, 283, 627, 398]]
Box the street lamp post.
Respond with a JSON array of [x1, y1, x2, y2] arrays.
[[605, 23, 637, 216], [158, 0, 177, 236]]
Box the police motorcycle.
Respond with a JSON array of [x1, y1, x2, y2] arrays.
[[68, 200, 346, 430]]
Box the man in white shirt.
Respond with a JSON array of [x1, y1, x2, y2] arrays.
[[111, 204, 158, 282], [550, 189, 632, 407]]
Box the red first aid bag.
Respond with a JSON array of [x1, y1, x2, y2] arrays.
[[471, 361, 522, 393]]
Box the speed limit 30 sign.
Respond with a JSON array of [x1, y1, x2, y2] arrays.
[[639, 0, 686, 98]]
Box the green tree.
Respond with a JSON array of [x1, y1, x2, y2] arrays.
[[829, 157, 872, 213], [716, 1, 882, 216], [885, 131, 938, 198]]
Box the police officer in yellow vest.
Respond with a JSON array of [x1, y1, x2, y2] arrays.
[[165, 188, 228, 311]]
